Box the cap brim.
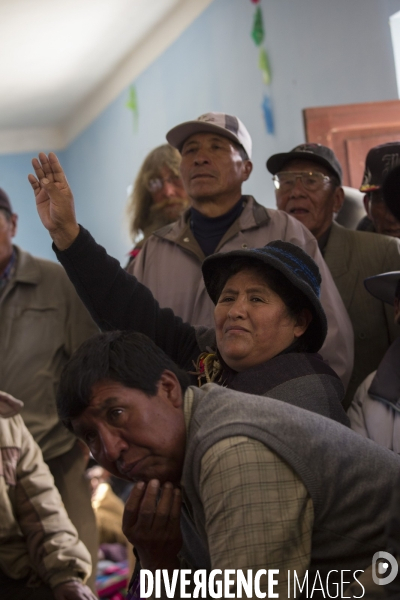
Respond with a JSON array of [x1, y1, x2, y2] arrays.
[[364, 272, 400, 305], [266, 151, 341, 182], [166, 121, 242, 153]]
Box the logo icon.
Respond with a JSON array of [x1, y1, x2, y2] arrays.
[[372, 551, 398, 586]]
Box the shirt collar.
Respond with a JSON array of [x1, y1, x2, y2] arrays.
[[0, 248, 16, 281], [317, 224, 332, 255]]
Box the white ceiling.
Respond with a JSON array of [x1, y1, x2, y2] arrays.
[[0, 0, 213, 153]]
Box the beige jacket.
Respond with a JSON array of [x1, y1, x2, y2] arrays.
[[0, 413, 92, 587], [324, 222, 400, 407], [130, 197, 354, 389], [0, 247, 98, 461]]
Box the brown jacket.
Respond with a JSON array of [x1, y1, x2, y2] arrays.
[[0, 413, 92, 587], [129, 197, 354, 389], [0, 247, 98, 461]]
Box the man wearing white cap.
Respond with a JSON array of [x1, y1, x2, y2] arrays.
[[128, 112, 353, 389]]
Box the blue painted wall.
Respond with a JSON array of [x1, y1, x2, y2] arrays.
[[2, 0, 400, 262]]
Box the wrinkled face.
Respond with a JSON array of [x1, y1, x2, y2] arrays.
[[150, 165, 189, 221], [214, 269, 309, 372], [364, 190, 400, 238], [0, 210, 17, 272], [70, 375, 186, 485], [179, 132, 252, 202], [274, 159, 343, 239]]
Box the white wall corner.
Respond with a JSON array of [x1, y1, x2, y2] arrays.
[[62, 0, 214, 146], [0, 126, 66, 155]]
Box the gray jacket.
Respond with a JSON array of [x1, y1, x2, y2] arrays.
[[130, 197, 354, 389]]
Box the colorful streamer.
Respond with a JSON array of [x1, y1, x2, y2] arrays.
[[249, 0, 275, 135], [259, 47, 271, 85], [262, 95, 274, 134], [126, 85, 139, 131], [251, 6, 264, 46]]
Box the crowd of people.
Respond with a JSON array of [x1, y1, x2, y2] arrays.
[[1, 110, 400, 598]]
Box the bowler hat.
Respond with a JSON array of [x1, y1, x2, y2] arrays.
[[364, 271, 400, 306], [202, 240, 327, 353]]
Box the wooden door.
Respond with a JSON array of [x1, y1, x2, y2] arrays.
[[303, 100, 400, 187]]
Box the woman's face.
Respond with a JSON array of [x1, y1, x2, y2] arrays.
[[214, 269, 310, 372]]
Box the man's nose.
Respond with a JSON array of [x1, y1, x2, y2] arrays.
[[289, 176, 307, 197], [98, 428, 126, 462], [194, 149, 210, 165], [162, 180, 177, 197]]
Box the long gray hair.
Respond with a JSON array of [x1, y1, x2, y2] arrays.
[[126, 144, 183, 240]]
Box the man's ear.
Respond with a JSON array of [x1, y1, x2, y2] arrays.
[[363, 195, 371, 218], [242, 160, 253, 182], [10, 213, 18, 237], [333, 186, 345, 213], [158, 370, 183, 408]]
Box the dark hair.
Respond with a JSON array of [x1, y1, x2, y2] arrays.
[[213, 258, 314, 352], [366, 189, 384, 204], [57, 331, 190, 429]]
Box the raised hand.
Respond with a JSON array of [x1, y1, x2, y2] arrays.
[[28, 152, 80, 250], [122, 479, 182, 572]]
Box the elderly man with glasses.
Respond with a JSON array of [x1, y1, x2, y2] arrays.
[[267, 143, 400, 408]]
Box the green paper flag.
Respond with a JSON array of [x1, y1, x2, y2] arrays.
[[259, 47, 271, 85], [126, 85, 139, 131], [252, 6, 264, 46]]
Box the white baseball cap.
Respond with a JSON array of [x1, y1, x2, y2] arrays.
[[166, 112, 252, 159]]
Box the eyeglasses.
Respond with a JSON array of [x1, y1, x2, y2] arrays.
[[272, 171, 332, 192], [147, 174, 183, 193]]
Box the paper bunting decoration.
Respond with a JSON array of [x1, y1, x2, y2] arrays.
[[262, 95, 274, 134], [126, 85, 139, 131], [250, 1, 275, 135], [251, 6, 264, 46], [259, 47, 271, 85]]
